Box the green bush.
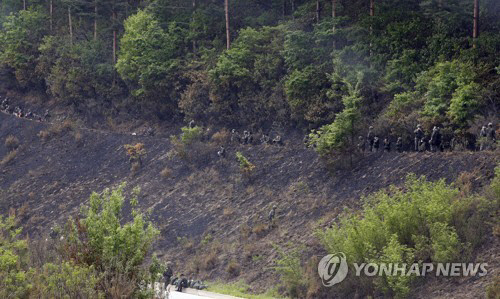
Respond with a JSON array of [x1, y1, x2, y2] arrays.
[[0, 216, 31, 299], [236, 152, 255, 173], [0, 8, 47, 87], [116, 10, 187, 112], [273, 246, 307, 298], [308, 75, 362, 157], [30, 262, 103, 298], [180, 126, 203, 144], [63, 183, 159, 297], [318, 174, 495, 297]]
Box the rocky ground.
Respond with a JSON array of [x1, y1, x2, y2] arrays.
[[0, 111, 498, 298]]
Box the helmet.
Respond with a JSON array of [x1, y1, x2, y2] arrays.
[[369, 126, 373, 129], [272, 205, 277, 209], [488, 122, 493, 127], [417, 124, 422, 128]]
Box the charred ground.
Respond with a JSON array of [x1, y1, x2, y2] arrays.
[[0, 111, 498, 298]]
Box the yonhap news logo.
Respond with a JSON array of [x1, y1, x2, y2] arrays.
[[318, 252, 488, 288], [317, 252, 348, 287]]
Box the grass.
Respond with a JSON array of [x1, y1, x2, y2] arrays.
[[1, 149, 18, 165], [207, 280, 286, 299], [5, 135, 19, 151]]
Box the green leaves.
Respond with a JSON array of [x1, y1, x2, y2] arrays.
[[117, 10, 187, 105], [0, 8, 47, 87], [318, 173, 496, 297], [308, 74, 363, 157], [65, 183, 159, 297]]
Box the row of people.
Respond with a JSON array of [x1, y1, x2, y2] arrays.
[[231, 129, 283, 146], [360, 123, 496, 153], [1, 97, 50, 122]]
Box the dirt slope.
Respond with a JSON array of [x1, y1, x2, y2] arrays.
[[0, 112, 498, 298]]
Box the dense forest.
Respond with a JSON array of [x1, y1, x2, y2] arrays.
[[1, 0, 499, 135]]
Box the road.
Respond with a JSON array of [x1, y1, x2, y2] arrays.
[[155, 284, 245, 299]]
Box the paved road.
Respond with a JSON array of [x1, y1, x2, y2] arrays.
[[155, 284, 245, 299]]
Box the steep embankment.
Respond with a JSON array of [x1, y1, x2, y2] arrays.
[[0, 112, 498, 297]]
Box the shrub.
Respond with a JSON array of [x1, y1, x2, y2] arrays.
[[211, 129, 230, 145], [236, 152, 255, 173], [0, 216, 31, 299], [180, 126, 203, 145], [252, 223, 267, 236], [317, 174, 496, 298], [273, 246, 307, 298], [226, 260, 241, 277], [308, 74, 362, 159], [30, 262, 103, 298], [124, 143, 146, 171], [62, 184, 159, 297], [1, 149, 18, 165], [5, 135, 19, 151], [202, 248, 218, 271], [160, 166, 172, 178], [37, 120, 76, 141], [486, 275, 500, 299]]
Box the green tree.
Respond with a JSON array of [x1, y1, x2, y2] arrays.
[[0, 8, 47, 88], [0, 216, 31, 299], [116, 9, 187, 114], [308, 73, 363, 162], [63, 183, 159, 297]]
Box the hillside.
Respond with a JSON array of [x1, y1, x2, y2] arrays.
[[1, 112, 498, 298]]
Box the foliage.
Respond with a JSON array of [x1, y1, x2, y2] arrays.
[[30, 262, 103, 298], [1, 0, 499, 130], [0, 216, 31, 299], [318, 174, 496, 297], [0, 8, 47, 87], [236, 151, 255, 173], [273, 245, 306, 298], [308, 74, 363, 157], [63, 183, 159, 297], [116, 9, 187, 111], [38, 36, 117, 103], [5, 135, 19, 151], [209, 26, 287, 126], [124, 143, 146, 162], [180, 126, 203, 145]]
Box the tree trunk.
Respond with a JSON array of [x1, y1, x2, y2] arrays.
[[283, 0, 286, 19], [316, 0, 321, 22], [49, 0, 53, 32], [290, 0, 294, 18], [68, 6, 73, 45], [332, 0, 337, 47], [113, 10, 117, 63], [225, 0, 230, 49], [473, 0, 479, 47], [94, 0, 98, 41], [369, 0, 374, 56], [23, 0, 26, 10], [192, 0, 196, 51]]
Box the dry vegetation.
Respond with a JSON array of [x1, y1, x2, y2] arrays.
[[38, 119, 77, 141], [1, 149, 17, 165], [160, 166, 172, 178], [5, 135, 19, 151]]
